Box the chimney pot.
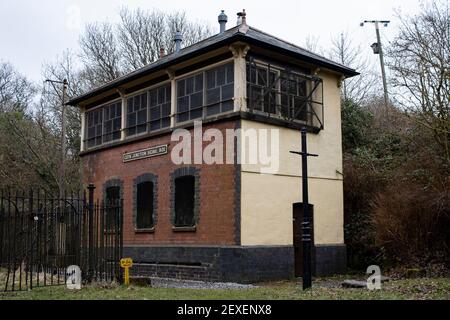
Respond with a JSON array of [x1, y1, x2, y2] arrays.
[[218, 10, 228, 34], [174, 30, 183, 53], [237, 9, 247, 26]]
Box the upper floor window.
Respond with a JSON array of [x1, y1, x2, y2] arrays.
[[149, 84, 171, 131], [103, 102, 122, 143], [246, 58, 324, 129], [205, 63, 234, 115], [126, 92, 147, 136], [126, 83, 171, 137], [176, 62, 234, 123], [247, 65, 278, 115], [85, 101, 121, 148], [177, 73, 204, 122]]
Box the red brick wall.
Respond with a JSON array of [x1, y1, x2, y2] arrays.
[[81, 120, 238, 246]]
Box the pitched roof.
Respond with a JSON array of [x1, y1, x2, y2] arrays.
[[68, 25, 358, 106]]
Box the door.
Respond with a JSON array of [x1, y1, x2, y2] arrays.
[[293, 203, 314, 277]]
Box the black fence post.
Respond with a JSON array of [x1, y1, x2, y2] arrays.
[[87, 184, 95, 282], [28, 189, 33, 290]]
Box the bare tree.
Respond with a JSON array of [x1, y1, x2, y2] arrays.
[[80, 22, 122, 87], [118, 8, 166, 71], [329, 31, 380, 104], [303, 34, 322, 54], [164, 11, 213, 52], [0, 62, 60, 190], [0, 62, 35, 112], [387, 1, 450, 166], [82, 8, 213, 81]]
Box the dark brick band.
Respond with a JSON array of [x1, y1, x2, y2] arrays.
[[124, 244, 346, 283]]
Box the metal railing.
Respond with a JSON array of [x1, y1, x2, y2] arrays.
[[0, 186, 123, 292]]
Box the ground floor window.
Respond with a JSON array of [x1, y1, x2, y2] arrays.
[[133, 173, 158, 231], [174, 176, 195, 227], [170, 167, 200, 229], [103, 179, 123, 231]]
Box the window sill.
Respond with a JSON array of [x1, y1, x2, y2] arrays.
[[135, 228, 155, 234], [172, 226, 196, 233]]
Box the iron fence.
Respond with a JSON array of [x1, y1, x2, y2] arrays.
[[0, 185, 123, 292]]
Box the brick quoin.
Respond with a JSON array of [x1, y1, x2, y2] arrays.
[[81, 120, 238, 246]]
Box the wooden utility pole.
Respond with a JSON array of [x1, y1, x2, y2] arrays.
[[361, 20, 390, 111], [60, 79, 68, 199], [45, 78, 68, 199]]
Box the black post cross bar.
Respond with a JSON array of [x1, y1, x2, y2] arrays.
[[290, 127, 318, 290]]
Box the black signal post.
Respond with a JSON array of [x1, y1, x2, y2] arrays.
[[290, 127, 318, 290]]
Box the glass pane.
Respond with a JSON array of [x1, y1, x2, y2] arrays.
[[177, 96, 189, 113], [104, 107, 110, 120], [190, 92, 203, 109], [150, 120, 160, 131], [162, 103, 171, 117], [104, 120, 112, 133], [186, 76, 194, 94], [177, 112, 189, 123], [140, 93, 147, 108], [217, 66, 225, 86], [137, 109, 147, 124], [128, 127, 136, 136], [161, 117, 170, 128], [88, 127, 95, 139], [206, 87, 220, 105], [150, 89, 158, 106], [222, 100, 234, 113], [127, 113, 136, 127], [195, 74, 203, 91], [127, 99, 133, 113], [177, 79, 185, 96], [206, 104, 220, 116], [137, 124, 147, 134], [222, 83, 233, 100], [206, 70, 215, 89], [226, 63, 234, 83], [165, 85, 171, 102], [151, 107, 161, 120], [190, 108, 202, 120], [158, 87, 165, 104], [113, 118, 121, 131]]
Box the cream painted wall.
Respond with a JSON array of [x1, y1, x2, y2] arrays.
[[240, 70, 345, 246], [240, 173, 344, 246]]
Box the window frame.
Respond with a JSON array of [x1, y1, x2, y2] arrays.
[[102, 178, 124, 232], [246, 58, 321, 126], [170, 167, 200, 231], [133, 173, 158, 233], [125, 80, 172, 138], [175, 59, 234, 125], [85, 98, 122, 149]]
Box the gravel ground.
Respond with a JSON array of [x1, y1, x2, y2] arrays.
[[149, 277, 257, 290]]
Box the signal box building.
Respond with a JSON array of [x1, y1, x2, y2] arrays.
[[68, 11, 358, 283]]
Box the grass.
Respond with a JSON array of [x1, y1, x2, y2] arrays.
[[0, 275, 449, 300]]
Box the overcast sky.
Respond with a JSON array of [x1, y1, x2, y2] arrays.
[[0, 0, 424, 83]]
